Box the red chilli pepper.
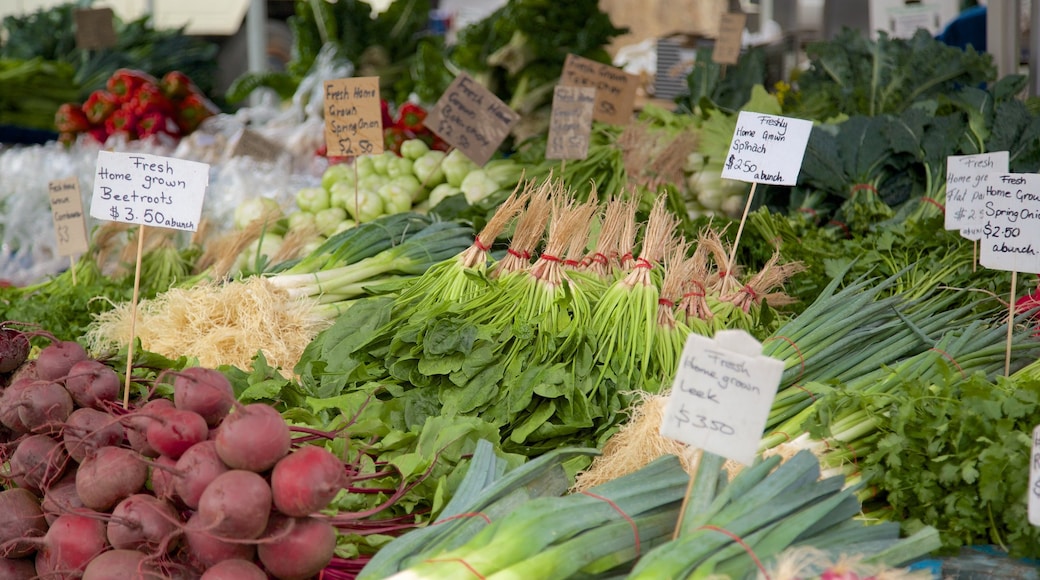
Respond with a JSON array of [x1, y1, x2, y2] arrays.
[[104, 104, 139, 140], [55, 103, 90, 133], [130, 84, 174, 117], [82, 90, 119, 125], [383, 126, 408, 155], [396, 102, 428, 132], [159, 70, 196, 101], [175, 93, 219, 133], [106, 69, 158, 102], [88, 126, 110, 144], [136, 111, 180, 139], [380, 99, 394, 128]]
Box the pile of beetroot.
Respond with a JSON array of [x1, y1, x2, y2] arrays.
[[0, 324, 348, 579]]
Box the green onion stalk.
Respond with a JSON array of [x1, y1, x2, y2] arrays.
[[651, 242, 695, 384], [591, 197, 677, 391]]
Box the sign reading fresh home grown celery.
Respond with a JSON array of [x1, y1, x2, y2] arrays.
[[945, 152, 1008, 241], [660, 329, 784, 466], [720, 111, 813, 186], [978, 173, 1040, 273], [425, 72, 520, 166], [323, 77, 383, 158], [89, 151, 209, 232], [546, 86, 595, 160], [48, 177, 89, 256], [560, 53, 638, 126]]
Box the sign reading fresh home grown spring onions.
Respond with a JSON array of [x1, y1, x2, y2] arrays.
[[323, 76, 384, 158], [945, 151, 1008, 240], [546, 86, 595, 160], [425, 72, 520, 166], [660, 330, 784, 466]]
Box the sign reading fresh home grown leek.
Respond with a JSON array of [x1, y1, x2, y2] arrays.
[[425, 72, 519, 166], [660, 330, 784, 466]]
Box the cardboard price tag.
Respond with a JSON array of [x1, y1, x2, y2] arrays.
[[74, 8, 117, 50], [978, 173, 1040, 274], [546, 86, 595, 160], [231, 128, 285, 163], [560, 54, 638, 126], [660, 330, 784, 466], [323, 77, 383, 158], [425, 72, 519, 166], [48, 177, 89, 256], [90, 152, 209, 232], [712, 12, 747, 65], [1030, 425, 1040, 526], [945, 152, 1008, 240], [720, 111, 813, 186]]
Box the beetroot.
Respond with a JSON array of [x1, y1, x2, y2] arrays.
[[196, 470, 272, 540], [15, 379, 73, 434], [63, 407, 125, 463], [173, 441, 229, 509], [173, 367, 234, 427], [125, 399, 173, 459], [145, 407, 208, 460], [33, 512, 109, 577], [184, 513, 256, 569], [257, 515, 337, 580], [64, 359, 120, 410], [76, 446, 148, 511], [199, 558, 267, 579], [7, 433, 68, 494], [81, 549, 161, 579], [0, 328, 29, 374], [0, 489, 47, 558], [0, 379, 33, 434], [215, 403, 290, 472], [41, 472, 86, 526], [149, 455, 179, 501], [0, 556, 35, 579], [34, 340, 88, 381], [271, 445, 348, 517], [106, 494, 181, 552]]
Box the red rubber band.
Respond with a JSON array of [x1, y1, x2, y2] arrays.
[[658, 297, 675, 308], [768, 431, 791, 443], [718, 270, 729, 278], [798, 207, 818, 218], [564, 259, 581, 267], [793, 384, 816, 402], [424, 559, 485, 579], [929, 347, 966, 378], [473, 238, 492, 251], [850, 183, 878, 195], [592, 252, 609, 265], [742, 284, 758, 300], [433, 512, 493, 525], [634, 257, 653, 270], [506, 248, 530, 260], [765, 336, 805, 383], [921, 197, 946, 214], [683, 280, 707, 299], [621, 252, 634, 264], [827, 220, 851, 238], [698, 525, 771, 579], [845, 441, 859, 469], [582, 490, 641, 556], [541, 253, 562, 263]]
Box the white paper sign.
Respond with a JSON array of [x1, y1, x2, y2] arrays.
[[978, 173, 1040, 274], [1029, 425, 1040, 526], [945, 152, 1009, 240], [720, 112, 813, 186], [90, 151, 209, 232], [660, 329, 784, 466]]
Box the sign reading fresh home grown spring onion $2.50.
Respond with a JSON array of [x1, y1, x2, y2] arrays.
[[323, 77, 383, 158], [660, 330, 784, 466], [720, 112, 813, 186], [945, 152, 1009, 241], [978, 173, 1040, 273], [90, 151, 209, 232]]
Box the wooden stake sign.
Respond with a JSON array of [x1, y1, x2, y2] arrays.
[[425, 72, 519, 167], [74, 8, 117, 50], [560, 53, 638, 126], [660, 330, 784, 466], [323, 77, 383, 158], [712, 13, 747, 65], [546, 86, 596, 161], [720, 111, 813, 266], [90, 152, 210, 406]]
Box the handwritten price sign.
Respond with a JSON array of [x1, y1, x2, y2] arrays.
[[660, 330, 784, 465], [720, 112, 813, 186], [559, 53, 638, 126], [978, 173, 1040, 274], [48, 177, 89, 256], [426, 72, 519, 166], [546, 86, 595, 160], [945, 152, 1008, 240], [323, 77, 383, 158], [89, 151, 209, 232], [1030, 425, 1040, 526]]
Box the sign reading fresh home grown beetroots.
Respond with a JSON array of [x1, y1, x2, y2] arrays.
[[425, 72, 520, 166], [559, 53, 638, 126], [660, 330, 784, 466], [48, 177, 89, 257], [945, 151, 1009, 241], [323, 77, 384, 158], [546, 86, 596, 160]]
